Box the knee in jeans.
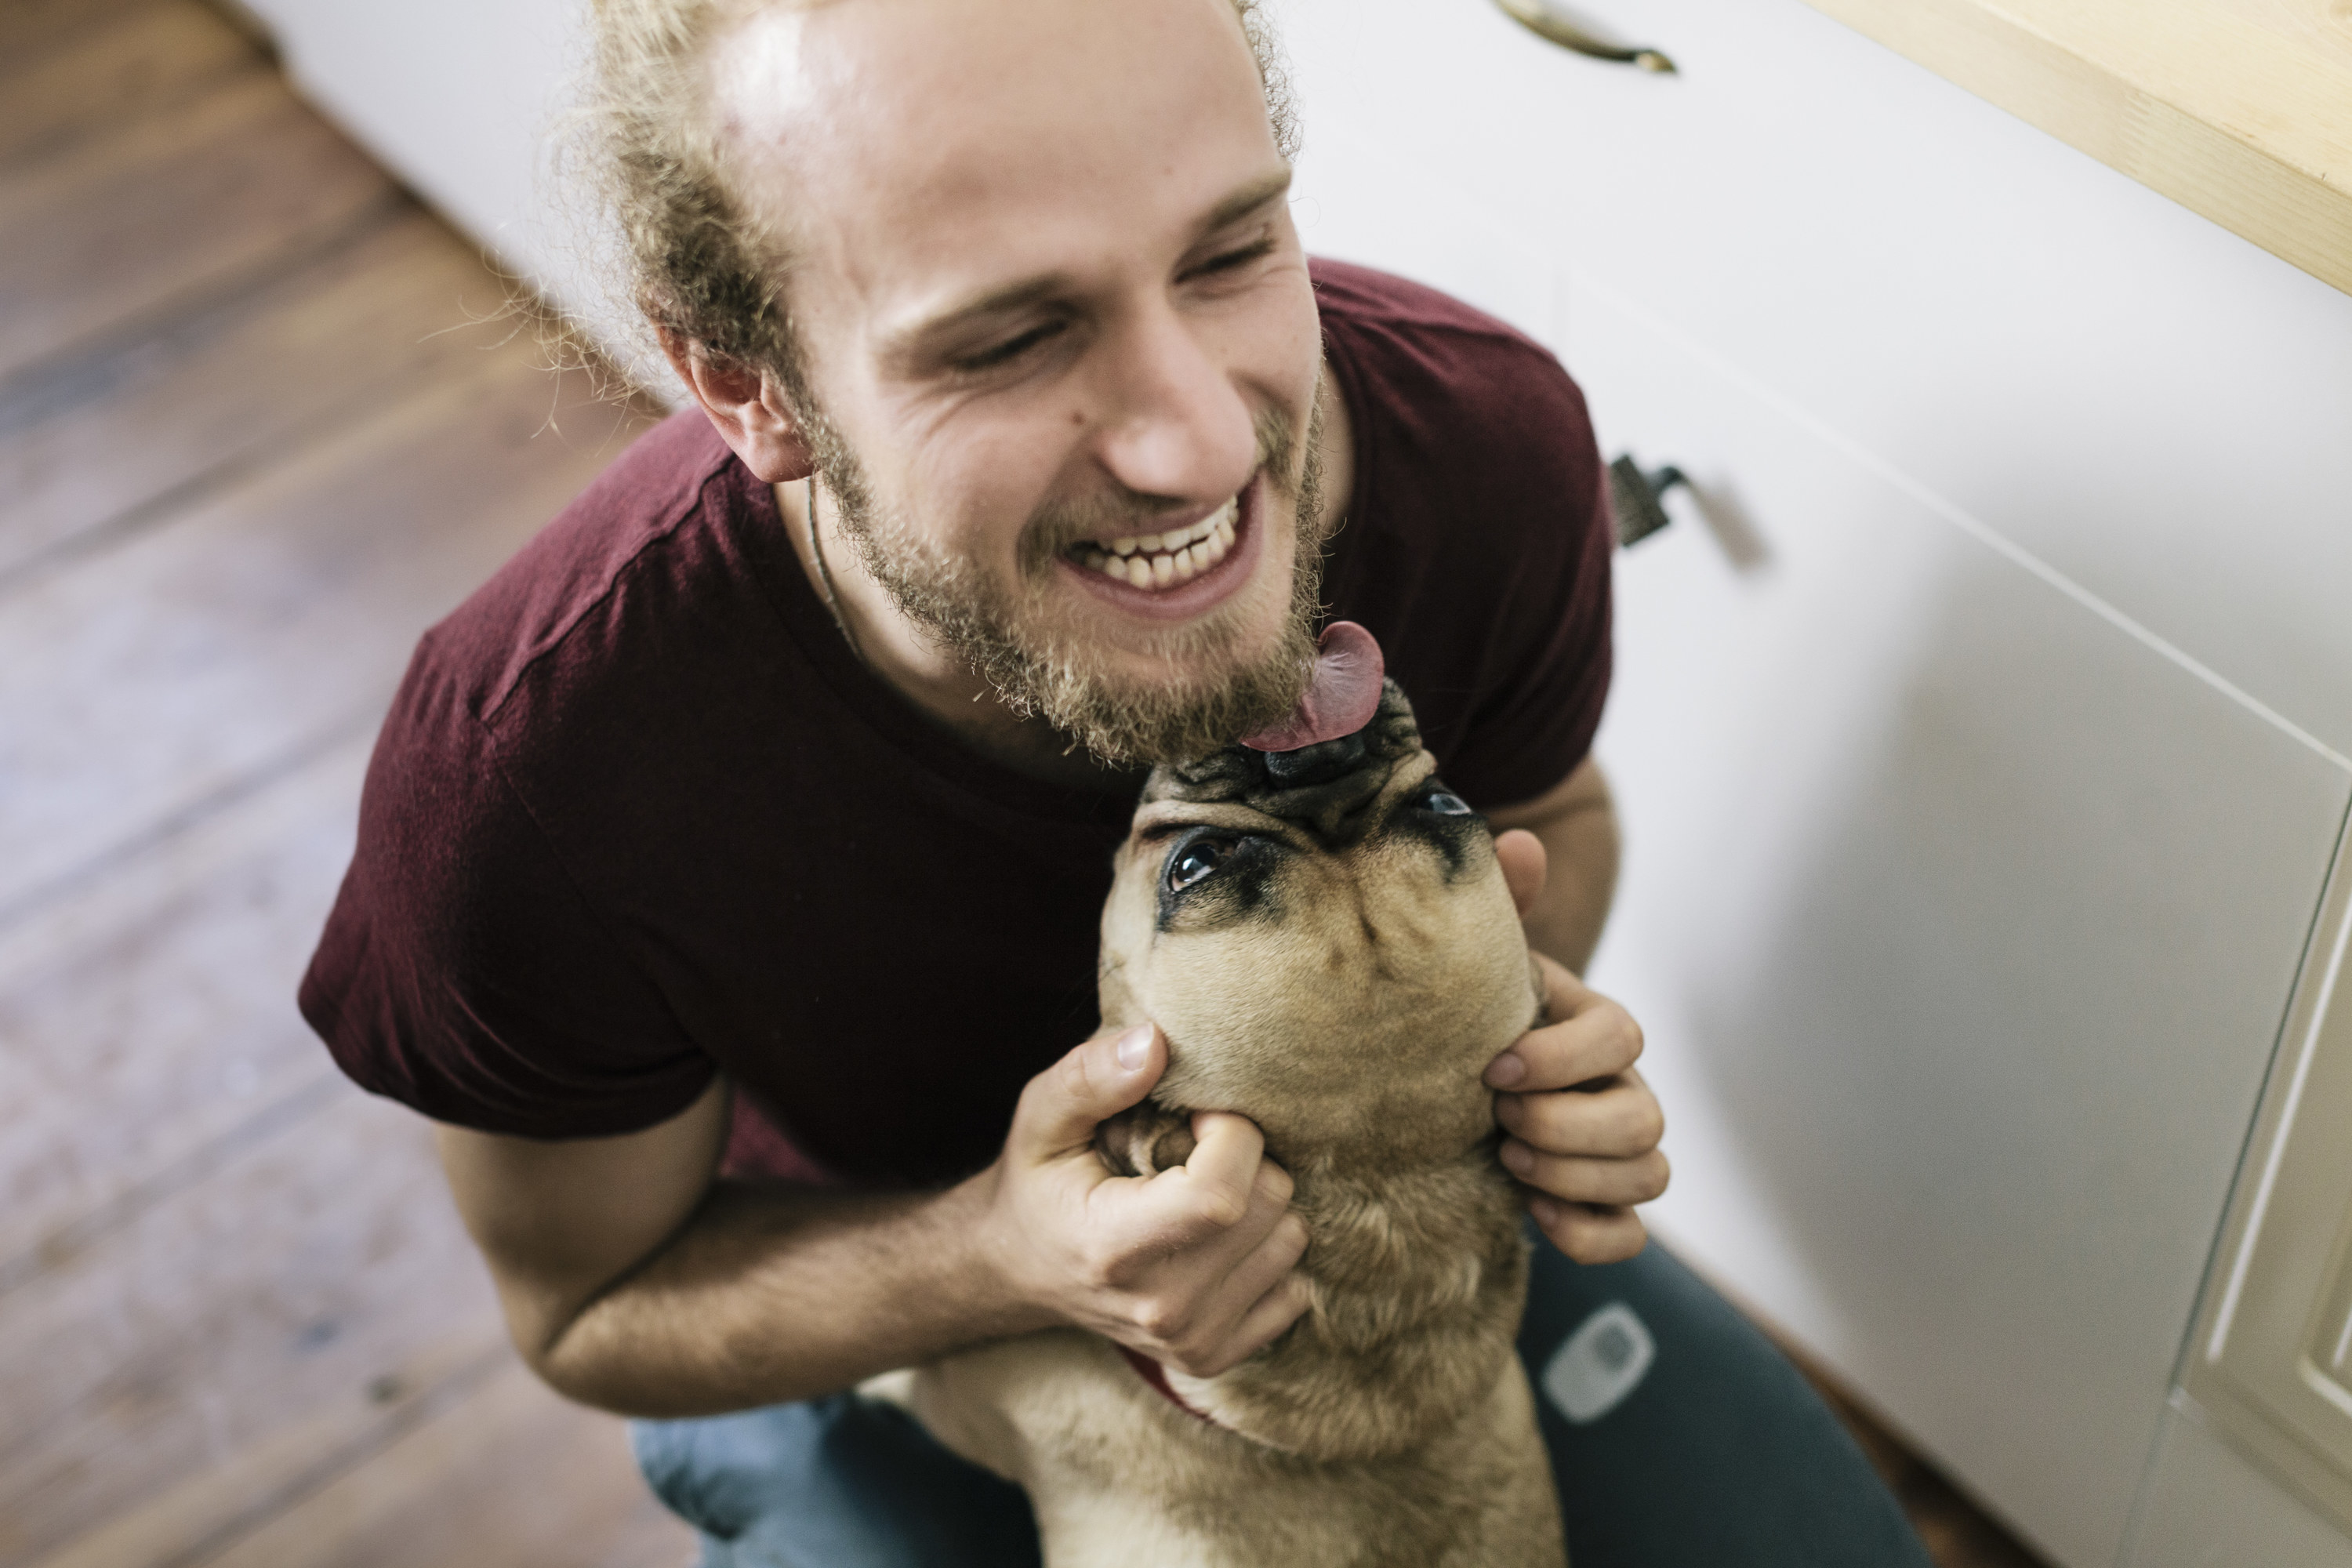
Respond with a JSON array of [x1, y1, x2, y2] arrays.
[[633, 1416, 751, 1541]]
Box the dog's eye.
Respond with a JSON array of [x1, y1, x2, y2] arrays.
[[1420, 788, 1473, 816], [1167, 840, 1229, 893]]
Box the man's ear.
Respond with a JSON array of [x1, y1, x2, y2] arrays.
[[659, 329, 816, 482]]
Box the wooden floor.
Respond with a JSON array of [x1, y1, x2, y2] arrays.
[[0, 4, 2049, 1564], [0, 3, 685, 1563]]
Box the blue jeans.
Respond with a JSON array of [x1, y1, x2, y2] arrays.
[[632, 1240, 1932, 1566]]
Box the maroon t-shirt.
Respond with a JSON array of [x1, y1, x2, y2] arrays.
[[299, 260, 1612, 1189]]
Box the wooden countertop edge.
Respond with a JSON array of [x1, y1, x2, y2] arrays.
[[1798, 0, 2352, 299]]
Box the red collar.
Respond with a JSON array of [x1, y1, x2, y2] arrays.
[[1116, 1345, 1217, 1424]]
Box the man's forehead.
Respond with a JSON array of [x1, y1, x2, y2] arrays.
[[709, 0, 1278, 284]]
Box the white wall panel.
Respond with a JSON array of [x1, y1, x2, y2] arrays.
[[1282, 0, 2352, 763], [234, 0, 663, 387]]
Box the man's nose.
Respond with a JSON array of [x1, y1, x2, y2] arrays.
[[1088, 302, 1258, 504]]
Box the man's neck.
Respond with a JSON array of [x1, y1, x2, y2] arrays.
[[773, 360, 1355, 791]]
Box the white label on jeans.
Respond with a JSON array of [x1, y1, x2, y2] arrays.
[[1542, 1301, 1656, 1425]]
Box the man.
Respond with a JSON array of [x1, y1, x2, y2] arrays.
[[301, 0, 1931, 1561]]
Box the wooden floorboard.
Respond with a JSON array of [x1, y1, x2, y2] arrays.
[[0, 1090, 510, 1563], [23, 1334, 510, 1568], [0, 203, 536, 587], [0, 353, 649, 924], [0, 0, 260, 171], [0, 0, 154, 74], [200, 1362, 691, 1568], [0, 12, 684, 1564], [0, 69, 393, 385], [0, 5, 2043, 1565], [0, 736, 365, 1283]]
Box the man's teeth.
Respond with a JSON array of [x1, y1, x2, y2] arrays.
[[1074, 500, 1239, 590]]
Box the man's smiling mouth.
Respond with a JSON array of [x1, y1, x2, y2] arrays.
[[1066, 496, 1239, 590]]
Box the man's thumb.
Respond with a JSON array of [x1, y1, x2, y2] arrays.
[[1009, 1023, 1161, 1164]]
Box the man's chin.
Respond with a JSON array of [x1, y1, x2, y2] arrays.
[[982, 597, 1298, 768], [1030, 662, 1312, 767]]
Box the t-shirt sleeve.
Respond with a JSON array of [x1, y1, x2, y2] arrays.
[[299, 637, 716, 1138], [1312, 261, 1615, 812], [1439, 405, 1613, 812]]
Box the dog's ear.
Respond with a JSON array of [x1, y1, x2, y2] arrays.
[[1094, 1102, 1198, 1178]]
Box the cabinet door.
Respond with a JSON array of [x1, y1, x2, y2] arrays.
[[2171, 827, 2352, 1538], [1284, 5, 2352, 1563], [2127, 1398, 2352, 1568], [1566, 270, 2350, 1568]]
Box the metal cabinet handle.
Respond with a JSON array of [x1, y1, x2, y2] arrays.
[[1492, 0, 1676, 72], [1610, 456, 1687, 546]]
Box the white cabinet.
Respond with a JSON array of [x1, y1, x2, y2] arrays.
[[1288, 0, 2352, 760], [2128, 1397, 2352, 1568], [1566, 267, 2349, 1568], [2165, 835, 2352, 1552], [1284, 2, 2352, 1565]]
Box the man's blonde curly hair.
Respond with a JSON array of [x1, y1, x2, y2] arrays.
[[586, 0, 1298, 401]]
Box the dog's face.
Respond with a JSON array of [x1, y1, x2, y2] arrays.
[[1098, 682, 1540, 1165]]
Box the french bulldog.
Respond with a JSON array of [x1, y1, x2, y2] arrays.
[[904, 626, 1566, 1566]]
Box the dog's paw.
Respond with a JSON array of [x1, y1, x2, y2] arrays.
[[1094, 1101, 1197, 1177]]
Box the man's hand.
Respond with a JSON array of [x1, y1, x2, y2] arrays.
[[977, 1024, 1312, 1377], [1489, 829, 1670, 1263]]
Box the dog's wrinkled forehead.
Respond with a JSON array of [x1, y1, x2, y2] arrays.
[[1142, 680, 1424, 841]]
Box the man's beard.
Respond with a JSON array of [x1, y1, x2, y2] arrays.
[[804, 394, 1332, 768]]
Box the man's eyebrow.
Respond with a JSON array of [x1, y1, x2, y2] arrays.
[[887, 274, 1074, 364], [883, 169, 1297, 365], [1195, 167, 1294, 237]]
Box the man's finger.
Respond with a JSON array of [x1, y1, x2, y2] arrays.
[[1102, 1117, 1287, 1261], [1501, 1140, 1671, 1207], [1196, 1210, 1308, 1331], [1535, 950, 1593, 1017], [1160, 1110, 1269, 1228], [1005, 1024, 1161, 1167], [1486, 977, 1642, 1092], [1186, 1269, 1314, 1377], [1528, 1196, 1649, 1265], [1492, 829, 1547, 919], [1495, 1072, 1664, 1160]]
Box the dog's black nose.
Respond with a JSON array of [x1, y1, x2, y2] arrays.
[[1258, 731, 1366, 787]]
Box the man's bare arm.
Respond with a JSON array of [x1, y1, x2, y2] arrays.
[[1483, 757, 1669, 1262], [1485, 753, 1620, 974], [437, 1025, 1309, 1419], [437, 1078, 1018, 1417]]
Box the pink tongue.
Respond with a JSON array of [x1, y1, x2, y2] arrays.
[[1240, 621, 1385, 752]]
